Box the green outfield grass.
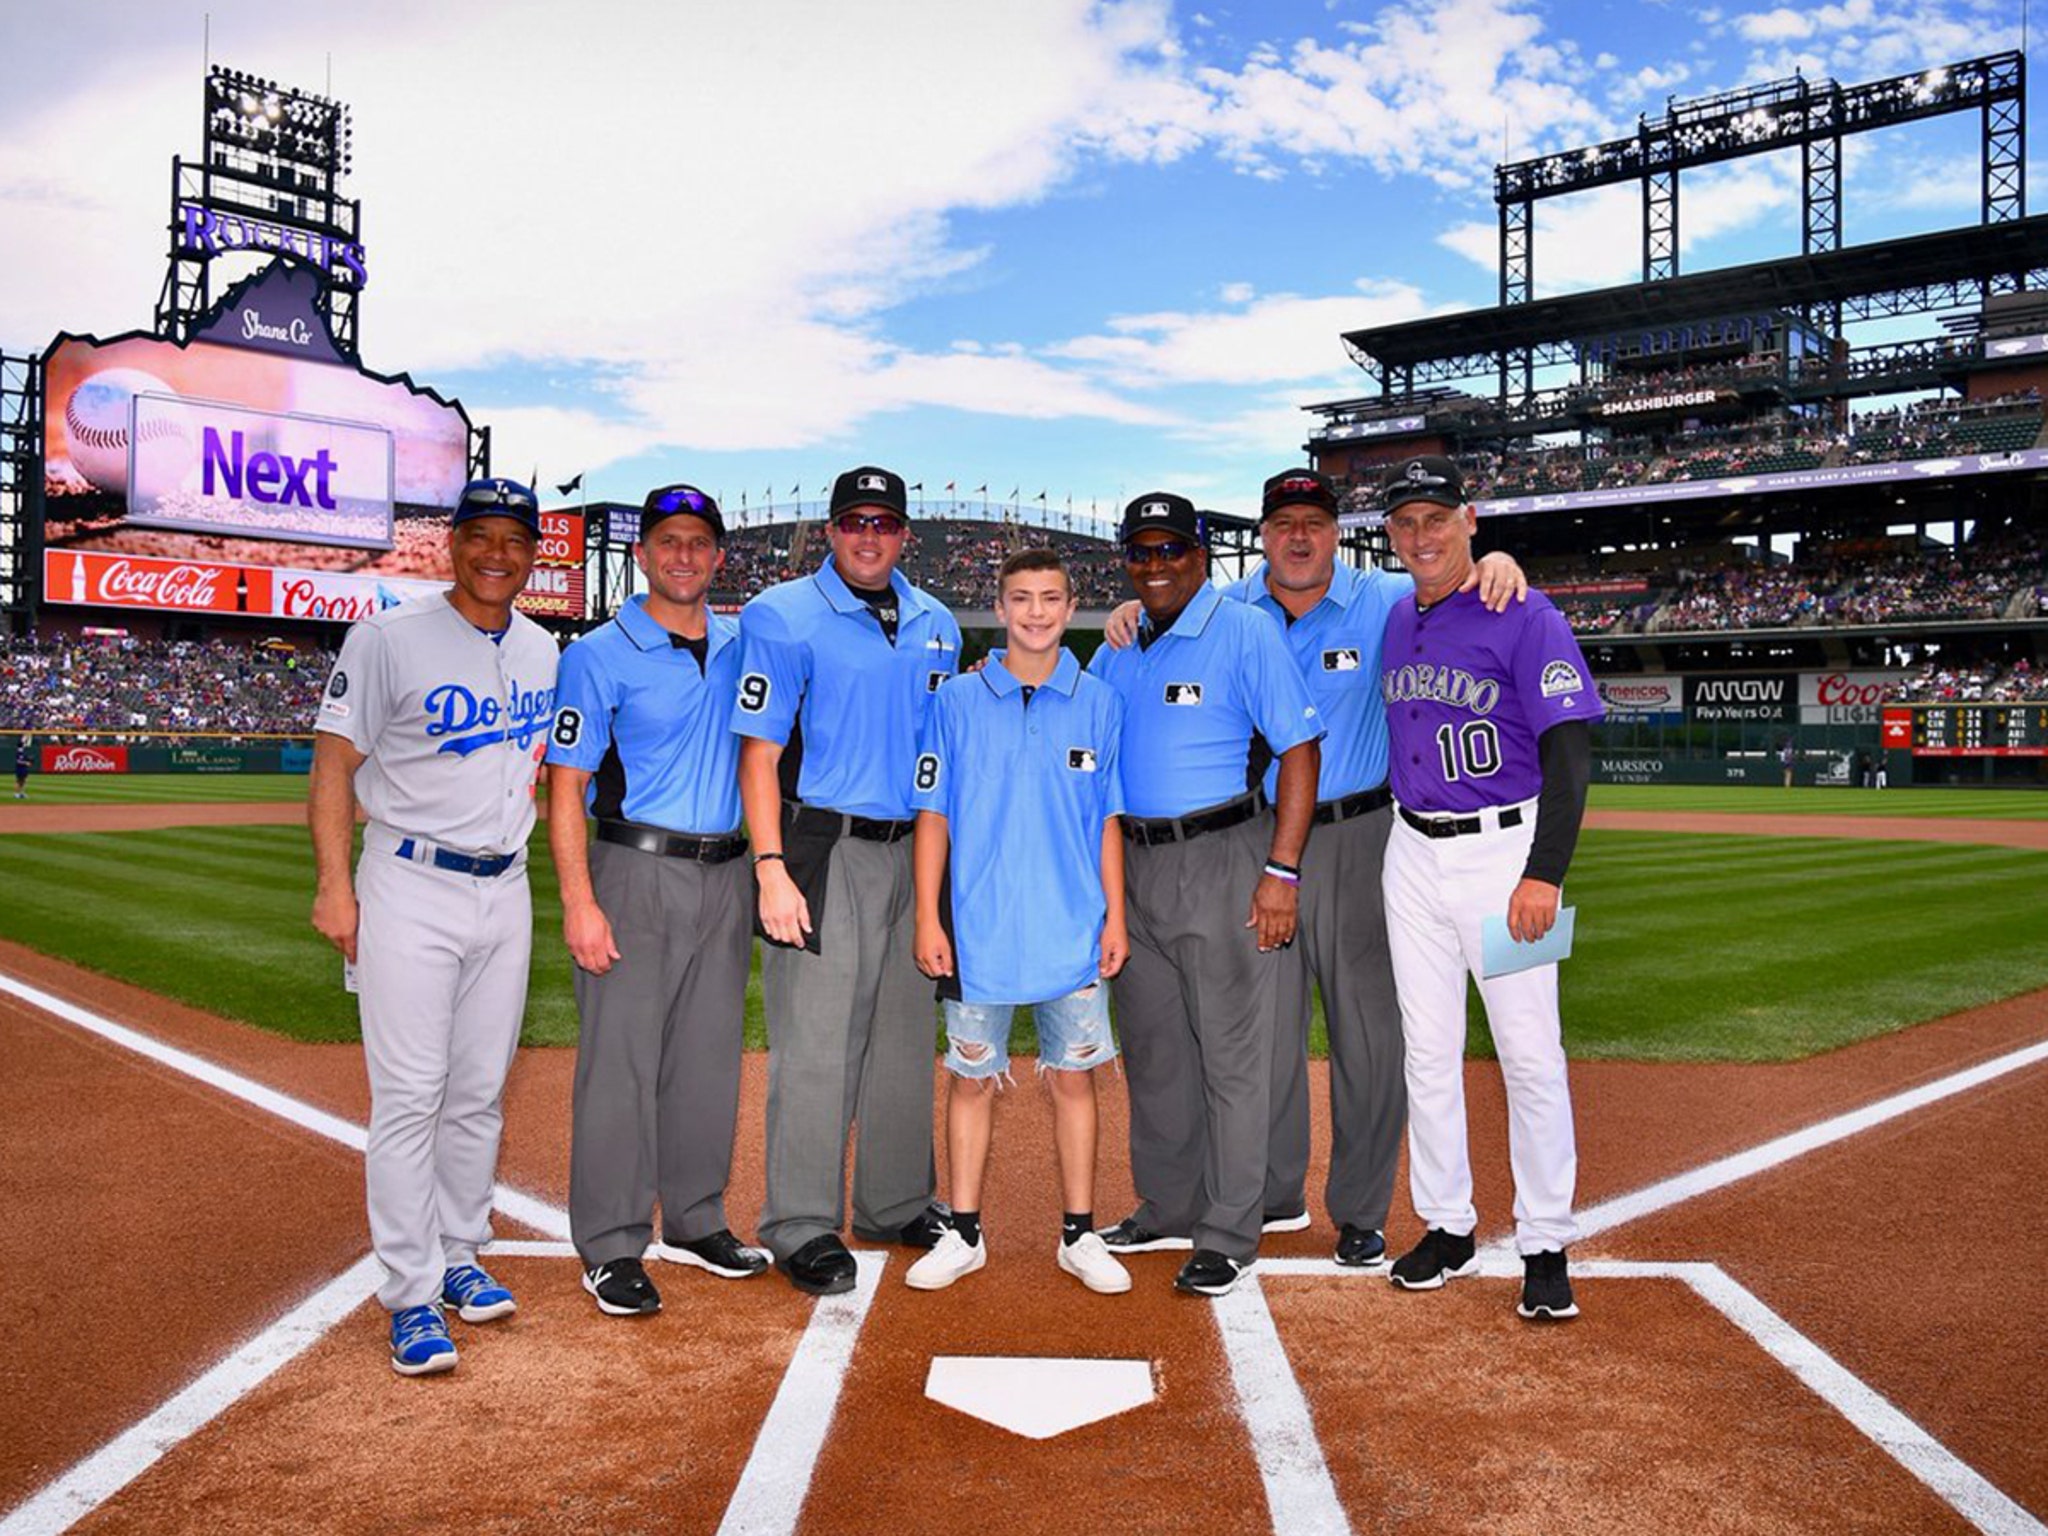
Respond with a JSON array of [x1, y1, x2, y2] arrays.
[[1588, 784, 2048, 818], [8, 773, 311, 804], [0, 819, 2041, 1063]]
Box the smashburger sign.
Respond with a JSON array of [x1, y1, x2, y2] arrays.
[[42, 744, 128, 774]]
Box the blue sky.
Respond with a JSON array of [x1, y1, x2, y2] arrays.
[[0, 0, 2027, 529]]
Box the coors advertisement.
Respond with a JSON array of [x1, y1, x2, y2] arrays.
[[1686, 674, 1792, 722], [1799, 671, 1912, 725]]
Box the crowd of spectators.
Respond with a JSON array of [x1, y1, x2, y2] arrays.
[[1889, 659, 2048, 703], [1, 637, 333, 738]]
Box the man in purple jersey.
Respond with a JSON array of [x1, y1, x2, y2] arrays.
[[1374, 454, 1602, 1322]]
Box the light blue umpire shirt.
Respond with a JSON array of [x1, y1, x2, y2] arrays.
[[1087, 581, 1324, 821], [544, 594, 744, 834], [1223, 559, 1412, 801], [911, 648, 1126, 1005], [731, 559, 962, 820]]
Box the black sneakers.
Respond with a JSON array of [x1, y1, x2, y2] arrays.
[[655, 1229, 770, 1279], [583, 1257, 662, 1316], [1334, 1225, 1388, 1269], [1388, 1227, 1478, 1290], [852, 1202, 951, 1251], [1517, 1249, 1579, 1320], [1097, 1215, 1194, 1252], [778, 1233, 858, 1296], [1174, 1250, 1252, 1297]]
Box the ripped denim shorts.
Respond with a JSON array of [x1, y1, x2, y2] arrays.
[[940, 979, 1117, 1080]]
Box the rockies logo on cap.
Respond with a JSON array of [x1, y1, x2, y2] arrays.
[[1406, 462, 1447, 486], [858, 473, 889, 492]]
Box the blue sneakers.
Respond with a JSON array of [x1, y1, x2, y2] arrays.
[[390, 1304, 458, 1376], [441, 1263, 517, 1323]]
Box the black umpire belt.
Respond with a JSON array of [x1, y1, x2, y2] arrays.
[[393, 837, 519, 878], [1398, 804, 1524, 840], [596, 820, 748, 864], [1313, 786, 1393, 826], [1123, 791, 1268, 847], [788, 803, 915, 844]]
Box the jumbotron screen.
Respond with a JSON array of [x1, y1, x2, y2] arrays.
[[42, 331, 472, 621]]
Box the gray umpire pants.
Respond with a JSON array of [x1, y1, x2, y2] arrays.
[[757, 836, 936, 1262], [1112, 813, 1281, 1262], [570, 841, 753, 1266], [1265, 802, 1406, 1231]]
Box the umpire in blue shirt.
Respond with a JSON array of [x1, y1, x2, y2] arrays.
[[733, 466, 962, 1295], [1089, 492, 1323, 1296], [546, 485, 768, 1317]]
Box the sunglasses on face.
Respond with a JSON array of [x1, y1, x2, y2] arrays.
[[1124, 538, 1199, 565], [835, 512, 907, 537], [648, 486, 712, 515]]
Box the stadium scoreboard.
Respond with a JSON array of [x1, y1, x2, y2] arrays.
[[1884, 704, 2048, 757]]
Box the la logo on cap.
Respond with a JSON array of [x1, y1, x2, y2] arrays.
[[1142, 501, 1171, 517], [858, 473, 889, 492]]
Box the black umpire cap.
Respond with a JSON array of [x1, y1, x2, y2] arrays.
[[1119, 491, 1203, 543], [1379, 455, 1467, 513], [1260, 468, 1340, 519], [641, 484, 725, 542], [829, 466, 910, 519]]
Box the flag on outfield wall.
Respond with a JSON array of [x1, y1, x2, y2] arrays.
[[974, 484, 987, 494], [557, 473, 583, 496], [1035, 490, 1047, 501], [790, 483, 800, 497], [909, 482, 923, 492], [945, 481, 956, 492]]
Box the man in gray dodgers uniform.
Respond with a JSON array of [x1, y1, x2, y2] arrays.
[[309, 477, 558, 1376], [546, 484, 768, 1318], [735, 465, 961, 1296]]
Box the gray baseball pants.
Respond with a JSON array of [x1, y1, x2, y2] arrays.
[[1112, 814, 1281, 1262], [1265, 802, 1405, 1231], [355, 847, 530, 1312], [757, 836, 936, 1262], [569, 841, 753, 1266]]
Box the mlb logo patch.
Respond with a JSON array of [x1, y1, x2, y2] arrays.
[[927, 671, 947, 693], [1540, 660, 1585, 698], [1163, 683, 1203, 706], [1067, 747, 1097, 772], [1322, 648, 1361, 672], [858, 473, 890, 492], [1141, 501, 1172, 518]]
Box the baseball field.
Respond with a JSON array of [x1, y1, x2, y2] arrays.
[[1, 777, 2044, 1534]]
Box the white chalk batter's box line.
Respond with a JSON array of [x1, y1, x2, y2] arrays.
[[1, 971, 2045, 1536]]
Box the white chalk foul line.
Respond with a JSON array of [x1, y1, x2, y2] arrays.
[[0, 1256, 386, 1536], [1213, 1276, 1353, 1535], [1524, 1035, 2048, 1257], [1247, 1258, 2044, 1536], [0, 971, 570, 1242], [715, 1252, 887, 1536]]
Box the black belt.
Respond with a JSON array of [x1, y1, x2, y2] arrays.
[[596, 820, 748, 864], [1313, 786, 1393, 826], [1398, 804, 1524, 840], [393, 837, 518, 878], [1123, 791, 1267, 847], [789, 803, 915, 844]]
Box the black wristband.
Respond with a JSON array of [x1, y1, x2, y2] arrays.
[[752, 851, 785, 864], [1264, 858, 1300, 877]]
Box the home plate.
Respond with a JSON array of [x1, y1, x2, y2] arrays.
[[924, 1356, 1155, 1439]]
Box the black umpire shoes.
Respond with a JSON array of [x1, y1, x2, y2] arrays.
[[583, 1257, 662, 1317], [655, 1229, 770, 1279], [852, 1201, 951, 1251], [1388, 1227, 1478, 1290], [1334, 1225, 1388, 1269], [1174, 1250, 1252, 1297], [778, 1234, 858, 1296], [1097, 1215, 1194, 1252], [1517, 1249, 1579, 1321]]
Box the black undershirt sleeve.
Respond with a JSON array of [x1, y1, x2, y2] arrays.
[[1523, 719, 1592, 887]]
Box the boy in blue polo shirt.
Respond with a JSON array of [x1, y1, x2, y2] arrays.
[[907, 549, 1132, 1295]]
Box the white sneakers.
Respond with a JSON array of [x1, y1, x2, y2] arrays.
[[906, 1228, 987, 1290], [1057, 1231, 1133, 1294], [904, 1227, 1134, 1294]]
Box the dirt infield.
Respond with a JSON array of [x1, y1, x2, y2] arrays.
[[0, 802, 310, 835], [2, 800, 2045, 1533], [1583, 808, 2048, 850]]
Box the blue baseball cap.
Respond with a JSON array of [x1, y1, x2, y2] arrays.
[[452, 477, 541, 532]]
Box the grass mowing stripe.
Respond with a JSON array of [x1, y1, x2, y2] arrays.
[[1588, 785, 2048, 820]]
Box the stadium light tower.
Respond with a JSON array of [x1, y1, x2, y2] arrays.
[[155, 65, 365, 356]]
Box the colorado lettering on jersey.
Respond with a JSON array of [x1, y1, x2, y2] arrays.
[[425, 681, 558, 757], [1381, 664, 1502, 716]]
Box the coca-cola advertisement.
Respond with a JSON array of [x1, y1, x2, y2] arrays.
[[43, 548, 440, 621], [42, 744, 128, 773]]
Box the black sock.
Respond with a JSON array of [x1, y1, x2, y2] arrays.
[[950, 1210, 982, 1246], [1062, 1212, 1093, 1246]]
